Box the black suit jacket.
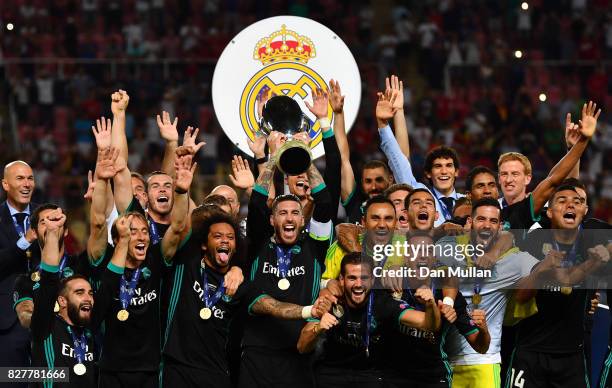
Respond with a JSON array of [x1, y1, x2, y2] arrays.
[[0, 201, 40, 329]]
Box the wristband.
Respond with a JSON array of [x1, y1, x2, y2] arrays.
[[320, 278, 330, 289], [174, 188, 188, 194], [318, 118, 331, 129], [301, 305, 313, 319], [255, 156, 267, 165], [443, 297, 455, 307]]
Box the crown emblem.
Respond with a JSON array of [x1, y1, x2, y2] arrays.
[[253, 24, 316, 66]]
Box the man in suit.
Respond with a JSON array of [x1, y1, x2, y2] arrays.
[[0, 161, 38, 386]]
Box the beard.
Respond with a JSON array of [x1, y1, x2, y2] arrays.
[[67, 301, 91, 327]]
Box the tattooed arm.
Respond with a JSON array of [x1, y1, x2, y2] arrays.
[[249, 294, 333, 320]]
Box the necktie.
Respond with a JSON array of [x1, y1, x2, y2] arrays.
[[14, 212, 28, 235], [440, 197, 455, 212]]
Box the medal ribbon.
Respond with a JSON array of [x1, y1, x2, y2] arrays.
[[147, 214, 160, 245], [119, 268, 141, 310], [552, 224, 582, 267], [201, 267, 225, 309], [66, 326, 87, 366], [12, 213, 29, 238], [363, 292, 374, 357], [275, 246, 293, 279]]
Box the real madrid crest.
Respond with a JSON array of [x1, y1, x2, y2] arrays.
[[212, 16, 361, 160]]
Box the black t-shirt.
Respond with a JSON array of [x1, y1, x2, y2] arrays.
[[381, 289, 477, 379], [317, 291, 409, 370], [13, 251, 92, 310], [93, 243, 167, 372], [343, 184, 367, 224], [163, 233, 245, 373], [501, 194, 540, 247], [30, 268, 97, 388], [244, 235, 328, 351], [516, 228, 607, 353]]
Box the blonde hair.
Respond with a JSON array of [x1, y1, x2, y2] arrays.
[[497, 152, 532, 176]]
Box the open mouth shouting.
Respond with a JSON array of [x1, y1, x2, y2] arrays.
[[476, 229, 494, 245], [398, 214, 409, 229], [133, 242, 147, 259], [280, 223, 298, 243], [562, 211, 577, 225], [79, 302, 92, 316], [19, 189, 32, 201], [350, 286, 367, 304]]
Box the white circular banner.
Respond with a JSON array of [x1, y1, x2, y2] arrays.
[[212, 15, 361, 159]]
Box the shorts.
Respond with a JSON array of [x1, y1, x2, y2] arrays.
[[505, 348, 589, 388], [452, 364, 501, 388]]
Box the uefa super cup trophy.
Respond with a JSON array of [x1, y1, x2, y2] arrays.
[[257, 95, 312, 175]]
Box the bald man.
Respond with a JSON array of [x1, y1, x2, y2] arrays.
[[0, 161, 39, 386], [210, 185, 240, 217]]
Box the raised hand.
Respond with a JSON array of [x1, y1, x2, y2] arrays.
[[376, 91, 398, 123], [319, 312, 339, 331], [247, 134, 267, 159], [305, 87, 330, 120], [45, 208, 67, 234], [174, 154, 197, 193], [256, 86, 274, 119], [111, 90, 130, 115], [96, 147, 121, 180], [176, 126, 206, 156], [565, 112, 581, 148], [267, 131, 285, 157], [329, 79, 345, 114], [92, 117, 112, 150], [115, 214, 133, 241], [578, 100, 601, 139], [83, 170, 95, 201], [157, 111, 179, 142], [415, 287, 435, 306], [385, 75, 404, 111], [437, 300, 457, 323], [229, 155, 255, 189]]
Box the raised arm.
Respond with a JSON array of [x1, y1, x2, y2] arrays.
[[161, 154, 196, 261], [329, 80, 355, 202], [531, 101, 600, 213], [564, 112, 581, 180], [229, 155, 255, 198], [158, 111, 179, 177], [399, 288, 441, 331], [110, 90, 130, 162], [307, 86, 341, 224], [88, 147, 122, 262], [386, 75, 410, 158]]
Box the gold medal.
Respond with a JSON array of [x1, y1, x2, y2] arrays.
[[332, 304, 344, 319], [472, 293, 482, 305], [31, 271, 40, 282], [200, 307, 212, 320], [560, 286, 573, 295], [392, 291, 403, 300], [278, 278, 290, 290], [117, 309, 129, 321], [54, 302, 60, 313], [26, 250, 32, 258]]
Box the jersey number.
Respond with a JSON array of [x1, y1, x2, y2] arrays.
[[510, 369, 525, 388]]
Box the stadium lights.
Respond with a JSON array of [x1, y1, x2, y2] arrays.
[[521, 2, 529, 10], [6, 23, 14, 31], [514, 50, 523, 58], [539, 93, 547, 102]]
